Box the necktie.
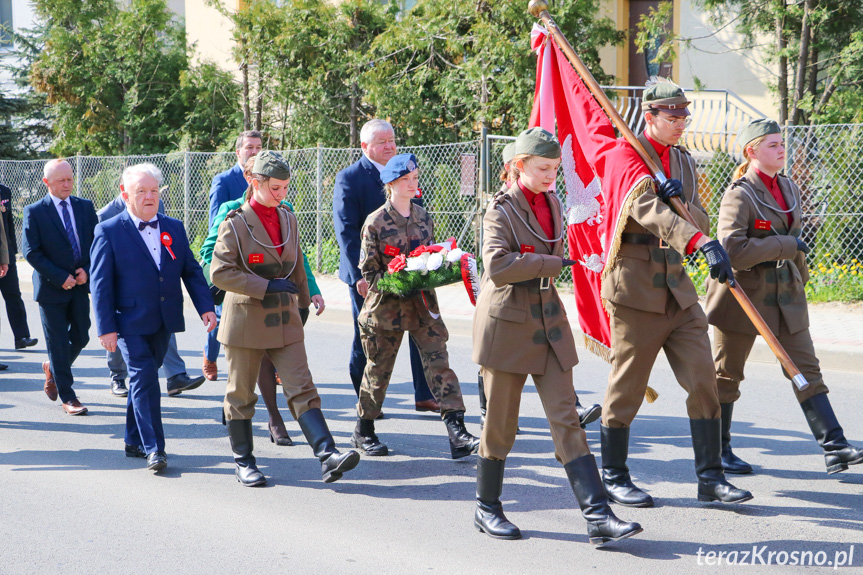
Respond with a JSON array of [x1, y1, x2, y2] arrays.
[[59, 200, 81, 264], [138, 220, 158, 231]]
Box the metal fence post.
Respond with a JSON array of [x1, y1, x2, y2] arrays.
[[75, 153, 81, 196], [183, 151, 191, 229], [315, 143, 324, 272]]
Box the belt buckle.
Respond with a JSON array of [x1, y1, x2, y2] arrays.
[[540, 277, 551, 290], [658, 238, 669, 249]]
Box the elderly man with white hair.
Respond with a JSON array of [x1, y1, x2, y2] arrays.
[[23, 158, 99, 415], [90, 163, 216, 472], [96, 165, 206, 398], [332, 119, 438, 412]]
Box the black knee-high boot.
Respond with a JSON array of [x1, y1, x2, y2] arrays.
[[801, 393, 863, 474], [474, 457, 521, 540], [227, 419, 266, 487], [299, 408, 361, 483]]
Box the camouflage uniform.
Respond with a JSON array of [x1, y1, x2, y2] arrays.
[[356, 200, 466, 420]]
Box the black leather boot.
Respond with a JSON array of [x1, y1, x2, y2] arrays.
[[227, 419, 266, 487], [721, 403, 753, 474], [350, 417, 388, 456], [298, 408, 360, 483], [478, 370, 487, 429], [690, 418, 752, 503], [565, 454, 643, 547], [475, 457, 521, 540], [443, 411, 480, 459], [600, 425, 654, 507], [801, 393, 863, 474], [576, 399, 601, 429]]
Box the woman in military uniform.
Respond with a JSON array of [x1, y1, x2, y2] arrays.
[[350, 153, 480, 460], [471, 127, 641, 546], [706, 119, 863, 475], [212, 151, 359, 487]]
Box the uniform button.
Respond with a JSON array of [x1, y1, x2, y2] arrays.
[[159, 277, 164, 282], [160, 297, 165, 301]]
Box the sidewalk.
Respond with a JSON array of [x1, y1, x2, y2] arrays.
[[14, 258, 863, 373]]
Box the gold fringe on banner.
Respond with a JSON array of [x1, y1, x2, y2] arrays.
[[583, 333, 612, 362]]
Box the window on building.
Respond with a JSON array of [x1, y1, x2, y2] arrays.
[[0, 0, 12, 49]]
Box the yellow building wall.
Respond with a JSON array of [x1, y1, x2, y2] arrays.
[[185, 0, 241, 75]]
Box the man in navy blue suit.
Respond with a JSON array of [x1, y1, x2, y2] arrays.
[[23, 159, 98, 415], [332, 119, 438, 411], [203, 130, 262, 382], [91, 164, 217, 472], [97, 193, 205, 398]]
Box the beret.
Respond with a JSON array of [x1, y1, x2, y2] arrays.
[[502, 142, 516, 165], [380, 153, 419, 185], [514, 127, 560, 159], [252, 151, 291, 180], [738, 118, 781, 150], [642, 83, 691, 117]]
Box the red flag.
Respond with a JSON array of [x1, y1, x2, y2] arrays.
[[530, 30, 653, 360]]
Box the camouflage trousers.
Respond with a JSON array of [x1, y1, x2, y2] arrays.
[[357, 321, 466, 419]]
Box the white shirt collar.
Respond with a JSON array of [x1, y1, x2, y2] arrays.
[[364, 154, 386, 173], [49, 192, 71, 207], [127, 210, 158, 228]]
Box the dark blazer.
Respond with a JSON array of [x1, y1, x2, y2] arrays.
[[332, 155, 422, 285], [208, 163, 246, 227], [22, 194, 98, 304], [1, 184, 16, 255], [90, 211, 214, 337], [97, 195, 166, 223]]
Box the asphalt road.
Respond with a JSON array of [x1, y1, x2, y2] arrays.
[[1, 296, 861, 574]]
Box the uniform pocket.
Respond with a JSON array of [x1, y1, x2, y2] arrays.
[[489, 304, 526, 324]]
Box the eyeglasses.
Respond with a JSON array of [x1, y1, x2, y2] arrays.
[[654, 114, 692, 129]]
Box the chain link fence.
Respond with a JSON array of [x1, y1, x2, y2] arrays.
[[0, 142, 481, 276], [2, 125, 861, 287]]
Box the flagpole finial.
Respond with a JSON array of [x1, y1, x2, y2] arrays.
[[528, 0, 550, 19]]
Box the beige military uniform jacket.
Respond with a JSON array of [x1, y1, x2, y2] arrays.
[[211, 202, 311, 349], [358, 200, 441, 331], [705, 168, 808, 336], [600, 135, 710, 314], [472, 184, 577, 375]]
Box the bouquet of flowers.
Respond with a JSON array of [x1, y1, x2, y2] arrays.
[[376, 237, 480, 305]]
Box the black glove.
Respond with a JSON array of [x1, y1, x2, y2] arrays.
[[656, 178, 684, 205], [299, 307, 310, 326], [700, 240, 735, 285], [796, 237, 811, 254], [562, 258, 577, 267], [266, 279, 298, 294]]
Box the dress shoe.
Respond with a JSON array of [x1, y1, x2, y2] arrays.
[[111, 380, 128, 397], [351, 418, 388, 456], [147, 451, 168, 472], [43, 362, 58, 401], [202, 357, 218, 381], [125, 444, 147, 458], [443, 411, 480, 459], [167, 372, 206, 396], [575, 399, 602, 429], [415, 399, 440, 412], [0, 363, 7, 371], [14, 337, 38, 350], [62, 399, 88, 416]]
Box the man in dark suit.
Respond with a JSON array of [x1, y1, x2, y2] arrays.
[[203, 130, 262, 382], [91, 164, 216, 472], [22, 159, 98, 415], [332, 119, 438, 410], [1, 183, 39, 361], [97, 192, 205, 397], [0, 203, 8, 370]]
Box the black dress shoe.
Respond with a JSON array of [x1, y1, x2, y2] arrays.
[[0, 363, 7, 371], [147, 451, 168, 471], [112, 380, 128, 397], [167, 373, 207, 396], [14, 337, 38, 350], [125, 444, 147, 458]]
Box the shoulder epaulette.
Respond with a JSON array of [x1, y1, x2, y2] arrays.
[[225, 208, 240, 219]]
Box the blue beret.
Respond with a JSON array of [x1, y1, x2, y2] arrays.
[[380, 153, 419, 184]]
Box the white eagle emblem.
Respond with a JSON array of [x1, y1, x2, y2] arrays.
[[562, 134, 603, 226]]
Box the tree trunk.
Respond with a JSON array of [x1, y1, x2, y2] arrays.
[[349, 81, 359, 148], [790, 0, 812, 125], [776, 2, 788, 124], [241, 51, 251, 130], [255, 62, 264, 132]]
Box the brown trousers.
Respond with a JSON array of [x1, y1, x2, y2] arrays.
[[223, 342, 321, 421], [603, 298, 721, 428], [479, 350, 589, 464], [714, 321, 828, 405], [357, 321, 466, 419]]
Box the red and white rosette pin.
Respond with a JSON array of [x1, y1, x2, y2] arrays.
[[161, 232, 176, 260]]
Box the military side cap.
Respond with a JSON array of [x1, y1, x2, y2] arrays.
[[252, 150, 291, 180], [642, 82, 691, 116], [514, 127, 560, 159], [502, 142, 516, 165], [380, 153, 419, 184], [738, 118, 781, 149]]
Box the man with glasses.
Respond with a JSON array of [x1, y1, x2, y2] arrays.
[[598, 81, 751, 508]]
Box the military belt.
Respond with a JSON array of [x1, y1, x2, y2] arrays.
[[621, 232, 668, 249], [755, 260, 784, 268], [513, 277, 552, 291]]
